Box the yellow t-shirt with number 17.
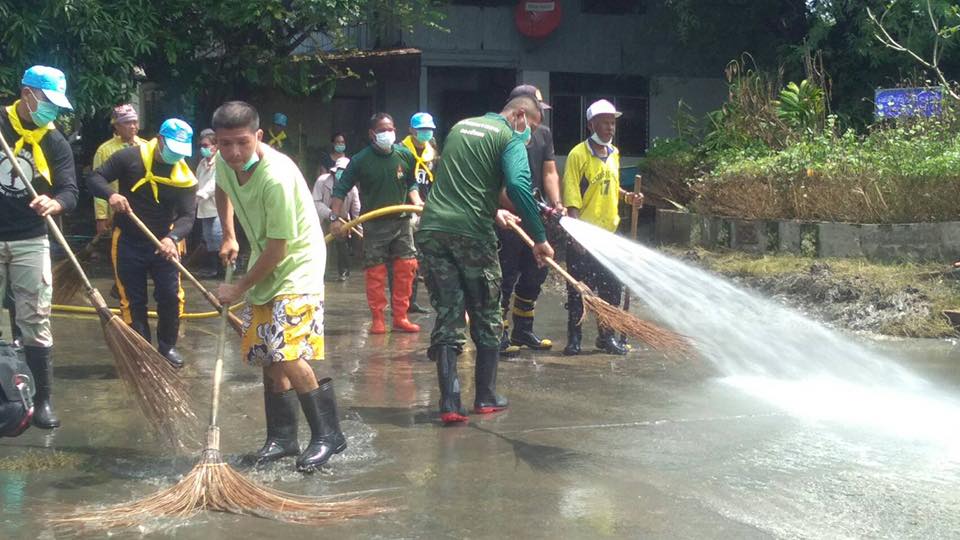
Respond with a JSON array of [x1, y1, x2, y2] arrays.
[[562, 140, 621, 232]]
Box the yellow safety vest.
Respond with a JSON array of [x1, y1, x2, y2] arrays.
[[130, 138, 197, 203]]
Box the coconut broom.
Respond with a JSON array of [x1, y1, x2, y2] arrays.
[[0, 130, 196, 448], [125, 210, 244, 336], [52, 265, 390, 534], [506, 220, 690, 353], [51, 229, 108, 304]]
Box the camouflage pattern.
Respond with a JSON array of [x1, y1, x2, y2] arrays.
[[416, 230, 502, 351], [361, 216, 417, 268]]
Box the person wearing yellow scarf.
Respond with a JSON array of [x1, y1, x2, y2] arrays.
[[85, 118, 198, 369], [401, 112, 440, 314], [0, 65, 78, 431], [267, 112, 288, 149]]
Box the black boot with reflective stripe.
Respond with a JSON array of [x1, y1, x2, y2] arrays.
[[499, 307, 519, 354], [509, 295, 552, 350]]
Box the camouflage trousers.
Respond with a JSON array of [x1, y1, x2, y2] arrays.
[[416, 230, 502, 352], [362, 216, 417, 268]]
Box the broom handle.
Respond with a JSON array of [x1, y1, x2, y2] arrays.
[[621, 176, 641, 341], [209, 264, 234, 430], [338, 217, 364, 238], [124, 210, 244, 332], [506, 221, 581, 287], [0, 130, 102, 305]]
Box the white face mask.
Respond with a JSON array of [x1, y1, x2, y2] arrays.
[[374, 130, 396, 150], [590, 132, 613, 147]]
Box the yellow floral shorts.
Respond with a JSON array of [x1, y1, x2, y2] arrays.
[[240, 294, 325, 366]]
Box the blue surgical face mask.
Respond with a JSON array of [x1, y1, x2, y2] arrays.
[[242, 151, 260, 172], [200, 147, 214, 159], [513, 114, 531, 144], [27, 90, 59, 126], [334, 143, 346, 153], [159, 144, 185, 165], [415, 129, 433, 144]]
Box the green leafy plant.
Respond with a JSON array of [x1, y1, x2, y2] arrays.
[[775, 80, 826, 135]]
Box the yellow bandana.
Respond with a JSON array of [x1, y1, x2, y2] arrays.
[[5, 101, 53, 184], [401, 135, 436, 183], [267, 128, 287, 148], [130, 138, 197, 203]]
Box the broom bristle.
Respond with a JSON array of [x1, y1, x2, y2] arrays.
[[582, 291, 691, 354], [51, 450, 392, 534], [52, 260, 85, 304], [102, 314, 198, 448]]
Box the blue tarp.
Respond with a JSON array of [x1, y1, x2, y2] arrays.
[[875, 87, 943, 119]]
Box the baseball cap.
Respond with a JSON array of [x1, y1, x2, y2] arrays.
[[111, 104, 138, 124], [22, 65, 73, 110], [273, 112, 288, 127], [158, 118, 194, 157], [586, 99, 622, 121], [410, 112, 436, 130], [508, 85, 551, 111]]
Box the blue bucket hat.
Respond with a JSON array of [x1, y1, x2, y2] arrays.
[[158, 118, 194, 157], [410, 112, 436, 130], [21, 66, 73, 110], [273, 112, 288, 127]]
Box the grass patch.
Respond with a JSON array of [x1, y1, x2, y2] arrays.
[[666, 247, 960, 338], [0, 450, 86, 472]]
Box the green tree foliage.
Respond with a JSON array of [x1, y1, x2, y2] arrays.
[[0, 0, 444, 122]]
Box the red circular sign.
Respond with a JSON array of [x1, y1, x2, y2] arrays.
[[515, 1, 562, 38]]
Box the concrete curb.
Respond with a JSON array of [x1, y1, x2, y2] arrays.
[[654, 209, 960, 262]]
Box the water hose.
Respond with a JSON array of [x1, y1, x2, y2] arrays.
[[52, 204, 424, 320], [323, 204, 423, 243]]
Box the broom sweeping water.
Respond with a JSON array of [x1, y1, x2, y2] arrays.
[[506, 220, 690, 353], [0, 130, 196, 448], [125, 210, 245, 336], [53, 264, 390, 534]]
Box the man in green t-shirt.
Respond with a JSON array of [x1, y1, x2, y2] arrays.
[[329, 112, 423, 335], [213, 101, 344, 473], [417, 95, 554, 424]]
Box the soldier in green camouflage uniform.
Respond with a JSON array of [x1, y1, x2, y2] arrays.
[[417, 95, 555, 424]]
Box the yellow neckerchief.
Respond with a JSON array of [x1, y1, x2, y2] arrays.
[[5, 101, 53, 184], [267, 128, 287, 148], [130, 138, 198, 203], [401, 135, 436, 183]]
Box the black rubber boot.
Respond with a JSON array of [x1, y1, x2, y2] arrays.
[[256, 388, 300, 465], [408, 278, 429, 313], [296, 378, 347, 472], [596, 328, 628, 355], [24, 346, 59, 429], [563, 320, 582, 356], [434, 346, 468, 424], [474, 347, 508, 414], [510, 296, 552, 350]]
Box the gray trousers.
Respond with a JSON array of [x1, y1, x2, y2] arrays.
[[0, 237, 53, 348]]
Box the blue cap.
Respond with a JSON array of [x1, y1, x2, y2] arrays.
[[410, 112, 436, 130], [273, 112, 288, 127], [22, 66, 72, 110], [158, 118, 194, 157]]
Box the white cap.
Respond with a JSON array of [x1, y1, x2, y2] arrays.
[[586, 99, 622, 121]]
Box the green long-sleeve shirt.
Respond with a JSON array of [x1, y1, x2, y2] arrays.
[[419, 113, 546, 243], [332, 144, 417, 216]]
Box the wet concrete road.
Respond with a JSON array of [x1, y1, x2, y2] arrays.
[[2, 276, 959, 539]]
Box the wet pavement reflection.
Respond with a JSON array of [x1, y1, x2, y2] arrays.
[[1, 276, 958, 538]]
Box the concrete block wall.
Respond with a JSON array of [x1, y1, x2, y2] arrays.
[[655, 209, 960, 262]]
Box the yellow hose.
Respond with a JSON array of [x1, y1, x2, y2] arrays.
[[53, 204, 423, 320], [52, 302, 245, 320], [324, 204, 422, 243]]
